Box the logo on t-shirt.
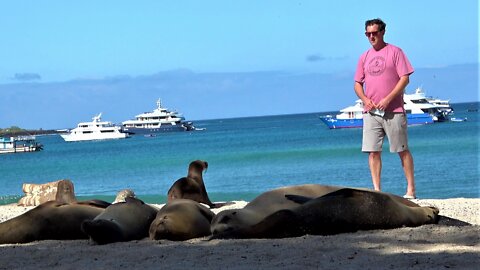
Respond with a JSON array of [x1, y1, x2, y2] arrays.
[[367, 56, 386, 76]]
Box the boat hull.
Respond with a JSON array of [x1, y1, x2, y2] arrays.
[[320, 113, 434, 129], [60, 133, 129, 142], [121, 125, 187, 135], [0, 145, 42, 154]]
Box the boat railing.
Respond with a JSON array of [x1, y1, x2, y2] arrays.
[[14, 135, 36, 141]]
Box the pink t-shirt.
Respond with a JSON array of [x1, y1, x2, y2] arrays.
[[354, 44, 414, 112]]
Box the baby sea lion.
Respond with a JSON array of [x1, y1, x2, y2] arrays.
[[149, 199, 215, 241], [81, 197, 158, 245]]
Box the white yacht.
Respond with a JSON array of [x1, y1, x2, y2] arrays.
[[407, 87, 454, 122], [121, 99, 196, 135], [61, 113, 129, 142]]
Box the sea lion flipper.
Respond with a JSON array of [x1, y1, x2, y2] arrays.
[[321, 188, 360, 198], [286, 189, 369, 205], [211, 201, 235, 209], [284, 194, 313, 204], [284, 190, 352, 205], [196, 203, 216, 222]]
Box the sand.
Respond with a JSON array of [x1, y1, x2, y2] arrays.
[[0, 198, 478, 270]]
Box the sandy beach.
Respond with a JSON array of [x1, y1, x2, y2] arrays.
[[0, 198, 478, 270]]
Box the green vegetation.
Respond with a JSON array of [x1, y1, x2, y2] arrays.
[[0, 126, 28, 136], [0, 126, 56, 137]]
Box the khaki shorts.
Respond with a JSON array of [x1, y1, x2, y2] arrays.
[[362, 112, 409, 153]]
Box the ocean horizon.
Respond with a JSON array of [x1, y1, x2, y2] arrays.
[[1, 102, 478, 205]]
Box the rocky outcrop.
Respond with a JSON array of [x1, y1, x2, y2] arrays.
[[17, 179, 76, 206]]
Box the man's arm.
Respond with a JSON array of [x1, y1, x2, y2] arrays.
[[354, 81, 375, 111]]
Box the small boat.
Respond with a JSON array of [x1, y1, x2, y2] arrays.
[[60, 113, 129, 142], [121, 99, 199, 135], [0, 136, 43, 154], [450, 117, 467, 122]]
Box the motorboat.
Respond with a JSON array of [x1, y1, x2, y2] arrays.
[[121, 99, 198, 135], [450, 117, 467, 122], [60, 113, 129, 142], [0, 136, 43, 154]]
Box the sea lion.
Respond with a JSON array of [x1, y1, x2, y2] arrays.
[[81, 197, 158, 245], [283, 189, 439, 233], [149, 199, 215, 241], [0, 200, 108, 244], [211, 187, 440, 239], [167, 160, 227, 208], [211, 184, 343, 237]]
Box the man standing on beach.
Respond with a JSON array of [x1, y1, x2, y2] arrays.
[[353, 18, 416, 199]]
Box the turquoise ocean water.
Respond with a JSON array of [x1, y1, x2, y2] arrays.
[[1, 103, 478, 205]]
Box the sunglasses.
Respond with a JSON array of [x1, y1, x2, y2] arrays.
[[365, 31, 380, 37]]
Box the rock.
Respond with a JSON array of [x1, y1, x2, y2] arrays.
[[17, 179, 76, 206]]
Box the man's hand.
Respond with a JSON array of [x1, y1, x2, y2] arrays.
[[363, 98, 376, 111]]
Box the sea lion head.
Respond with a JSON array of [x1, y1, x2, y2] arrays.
[[149, 214, 177, 240], [55, 179, 77, 203], [148, 213, 201, 241], [81, 219, 124, 245], [189, 160, 208, 174], [210, 209, 255, 238], [149, 199, 213, 241]]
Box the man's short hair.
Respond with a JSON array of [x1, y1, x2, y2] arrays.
[[365, 18, 386, 31]]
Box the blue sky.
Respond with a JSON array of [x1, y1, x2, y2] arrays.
[[0, 1, 478, 129]]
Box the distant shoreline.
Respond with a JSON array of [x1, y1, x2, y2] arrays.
[[0, 129, 65, 137]]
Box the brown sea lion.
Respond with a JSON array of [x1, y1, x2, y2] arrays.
[[167, 160, 228, 208], [0, 200, 108, 244], [211, 184, 342, 236], [149, 199, 215, 241], [81, 197, 158, 245], [211, 187, 440, 239]]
